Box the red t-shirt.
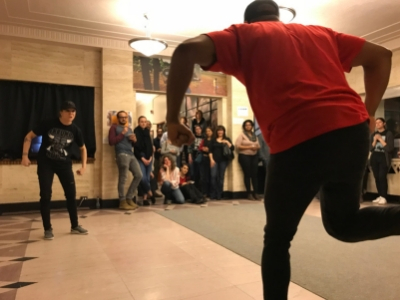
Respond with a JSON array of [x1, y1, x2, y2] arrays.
[[205, 22, 368, 154]]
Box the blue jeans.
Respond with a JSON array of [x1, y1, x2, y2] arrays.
[[161, 182, 185, 204], [210, 160, 228, 199], [138, 160, 152, 193]]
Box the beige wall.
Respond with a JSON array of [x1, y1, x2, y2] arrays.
[[101, 49, 136, 200], [345, 48, 400, 94], [224, 77, 254, 193], [0, 37, 103, 203]]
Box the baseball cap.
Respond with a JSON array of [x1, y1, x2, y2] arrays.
[[60, 101, 76, 111]]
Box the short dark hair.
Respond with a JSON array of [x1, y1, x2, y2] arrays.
[[138, 116, 146, 123], [242, 119, 254, 130], [116, 110, 126, 118], [244, 0, 280, 23], [376, 117, 386, 123]]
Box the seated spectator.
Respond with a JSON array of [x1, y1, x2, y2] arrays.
[[159, 154, 185, 204], [179, 164, 206, 204]]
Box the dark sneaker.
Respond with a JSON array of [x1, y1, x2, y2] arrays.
[[44, 229, 54, 240], [71, 225, 88, 235]]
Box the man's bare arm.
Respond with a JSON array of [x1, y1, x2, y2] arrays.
[[351, 41, 392, 117], [22, 131, 37, 157]]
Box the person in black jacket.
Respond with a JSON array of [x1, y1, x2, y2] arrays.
[[199, 126, 214, 199], [209, 125, 234, 200], [134, 116, 155, 205], [370, 117, 395, 205], [191, 110, 207, 134]]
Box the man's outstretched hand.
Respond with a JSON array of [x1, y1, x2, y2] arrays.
[[167, 122, 195, 147]]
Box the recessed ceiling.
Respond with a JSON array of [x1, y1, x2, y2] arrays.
[[0, 0, 399, 49]]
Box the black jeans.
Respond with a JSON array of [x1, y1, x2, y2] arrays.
[[201, 156, 211, 196], [261, 122, 400, 300], [37, 159, 78, 230], [238, 153, 259, 194], [370, 152, 389, 198]]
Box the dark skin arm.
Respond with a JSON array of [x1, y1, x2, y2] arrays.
[[351, 41, 392, 132], [166, 35, 216, 147]]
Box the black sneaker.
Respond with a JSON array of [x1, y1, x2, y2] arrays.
[[150, 196, 156, 205], [142, 200, 150, 206], [44, 229, 54, 240], [71, 225, 89, 235]]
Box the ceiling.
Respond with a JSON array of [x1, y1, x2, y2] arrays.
[[0, 0, 400, 50]]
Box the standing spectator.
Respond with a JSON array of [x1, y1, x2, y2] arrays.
[[188, 125, 204, 190], [209, 125, 234, 200], [21, 101, 88, 239], [236, 119, 261, 200], [161, 139, 181, 164], [180, 116, 190, 165], [199, 126, 214, 199], [153, 127, 163, 180], [134, 116, 155, 205], [258, 133, 270, 172], [159, 154, 185, 204], [108, 110, 142, 210], [192, 110, 207, 133], [370, 117, 395, 205]]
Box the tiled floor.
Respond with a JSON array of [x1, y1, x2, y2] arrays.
[[0, 198, 375, 300]]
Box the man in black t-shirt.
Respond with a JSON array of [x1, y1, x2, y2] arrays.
[[21, 101, 88, 240]]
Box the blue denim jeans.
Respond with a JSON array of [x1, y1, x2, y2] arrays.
[[210, 160, 228, 199], [161, 181, 185, 204], [138, 159, 153, 193]]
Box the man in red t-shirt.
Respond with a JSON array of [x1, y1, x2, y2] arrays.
[[166, 0, 398, 298]]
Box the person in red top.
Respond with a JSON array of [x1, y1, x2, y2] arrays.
[[165, 0, 398, 298]]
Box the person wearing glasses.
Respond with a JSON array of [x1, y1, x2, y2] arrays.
[[21, 101, 89, 240], [109, 110, 143, 210]]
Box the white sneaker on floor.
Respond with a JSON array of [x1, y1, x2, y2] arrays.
[[378, 197, 387, 205], [372, 196, 382, 203]]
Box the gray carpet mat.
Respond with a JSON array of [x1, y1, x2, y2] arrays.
[[158, 204, 400, 300]]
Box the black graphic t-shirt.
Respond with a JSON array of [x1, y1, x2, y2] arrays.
[[33, 118, 84, 162], [372, 130, 388, 153]]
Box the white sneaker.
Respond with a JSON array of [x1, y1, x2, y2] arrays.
[[372, 196, 382, 203], [378, 197, 387, 205]]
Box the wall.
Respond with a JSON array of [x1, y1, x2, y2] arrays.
[[345, 48, 400, 94], [0, 37, 102, 203], [101, 49, 136, 200], [223, 77, 254, 193]]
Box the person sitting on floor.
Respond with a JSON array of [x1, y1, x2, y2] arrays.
[[159, 154, 185, 204], [179, 164, 206, 204]]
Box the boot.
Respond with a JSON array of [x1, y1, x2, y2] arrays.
[[252, 193, 260, 200], [126, 199, 138, 210], [119, 200, 135, 210], [247, 194, 255, 200]]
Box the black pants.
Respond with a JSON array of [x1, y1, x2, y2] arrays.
[[261, 122, 400, 299], [238, 153, 259, 194], [180, 183, 204, 203], [370, 152, 389, 198], [37, 159, 78, 230]]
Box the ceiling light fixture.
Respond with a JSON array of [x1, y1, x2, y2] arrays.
[[129, 14, 168, 57], [279, 6, 296, 23]]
